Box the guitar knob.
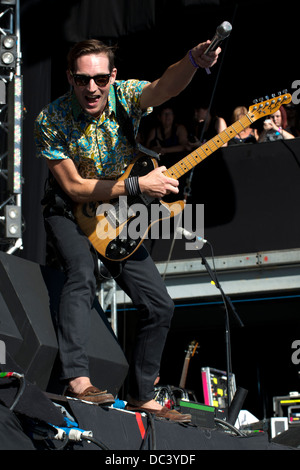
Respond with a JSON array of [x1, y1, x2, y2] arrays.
[[109, 243, 117, 251], [118, 247, 127, 255]]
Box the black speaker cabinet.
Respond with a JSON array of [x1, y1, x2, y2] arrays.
[[0, 252, 128, 396], [0, 252, 58, 389]]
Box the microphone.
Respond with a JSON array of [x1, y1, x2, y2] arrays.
[[204, 21, 232, 55], [204, 21, 232, 75], [176, 227, 207, 244]]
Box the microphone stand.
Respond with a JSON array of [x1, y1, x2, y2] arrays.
[[194, 239, 244, 409]]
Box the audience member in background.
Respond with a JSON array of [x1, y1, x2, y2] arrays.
[[258, 106, 295, 142], [284, 103, 300, 137], [145, 104, 189, 201], [228, 106, 258, 145], [187, 105, 227, 149], [145, 104, 189, 162]]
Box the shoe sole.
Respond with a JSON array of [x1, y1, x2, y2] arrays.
[[65, 395, 115, 406], [125, 407, 191, 423]]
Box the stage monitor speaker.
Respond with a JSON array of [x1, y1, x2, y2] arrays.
[[0, 252, 129, 396], [0, 291, 23, 358], [0, 252, 58, 389]]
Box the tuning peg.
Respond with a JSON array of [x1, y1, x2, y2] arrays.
[[265, 95, 269, 100], [253, 99, 258, 104], [278, 91, 282, 96], [271, 93, 275, 98]]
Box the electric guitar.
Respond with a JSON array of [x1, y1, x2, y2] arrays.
[[74, 92, 292, 261], [179, 340, 199, 390]]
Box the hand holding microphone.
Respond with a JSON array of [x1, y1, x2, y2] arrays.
[[204, 21, 232, 56], [189, 21, 232, 74], [204, 21, 232, 74]]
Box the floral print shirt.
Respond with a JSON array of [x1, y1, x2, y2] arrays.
[[34, 80, 152, 179]]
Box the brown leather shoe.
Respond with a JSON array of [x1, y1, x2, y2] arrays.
[[65, 386, 115, 405], [125, 404, 191, 423]]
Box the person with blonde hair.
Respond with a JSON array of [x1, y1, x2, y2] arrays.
[[228, 106, 258, 145]]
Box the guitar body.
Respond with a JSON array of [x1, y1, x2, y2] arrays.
[[74, 93, 292, 261], [74, 154, 185, 261]]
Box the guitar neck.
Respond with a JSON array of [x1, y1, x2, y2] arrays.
[[164, 113, 254, 180], [179, 358, 190, 389]]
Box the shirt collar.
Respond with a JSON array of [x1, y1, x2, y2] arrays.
[[71, 85, 117, 122]]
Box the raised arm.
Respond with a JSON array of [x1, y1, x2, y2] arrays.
[[140, 41, 221, 109]]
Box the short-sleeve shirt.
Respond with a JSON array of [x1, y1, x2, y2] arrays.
[[34, 79, 152, 180]]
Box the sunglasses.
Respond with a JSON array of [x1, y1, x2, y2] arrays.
[[71, 72, 111, 87]]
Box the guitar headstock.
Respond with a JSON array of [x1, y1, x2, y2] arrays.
[[185, 340, 199, 359], [248, 91, 292, 121]]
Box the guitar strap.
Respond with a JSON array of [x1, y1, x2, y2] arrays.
[[114, 84, 137, 149], [114, 84, 160, 161]]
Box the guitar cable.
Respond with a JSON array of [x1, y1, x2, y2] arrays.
[[0, 371, 26, 411]]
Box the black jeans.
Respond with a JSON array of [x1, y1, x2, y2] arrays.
[[44, 214, 174, 402]]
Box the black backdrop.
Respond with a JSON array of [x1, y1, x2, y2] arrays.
[[145, 137, 300, 261], [8, 0, 300, 421]]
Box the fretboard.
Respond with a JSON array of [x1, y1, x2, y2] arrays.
[[164, 113, 254, 180]]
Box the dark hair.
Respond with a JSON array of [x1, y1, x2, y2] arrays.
[[67, 39, 117, 72], [279, 105, 288, 129]]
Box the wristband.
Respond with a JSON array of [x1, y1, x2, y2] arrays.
[[124, 176, 141, 196], [188, 50, 199, 69]]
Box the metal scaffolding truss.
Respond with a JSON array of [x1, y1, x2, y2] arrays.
[[0, 0, 23, 255], [114, 248, 300, 305]]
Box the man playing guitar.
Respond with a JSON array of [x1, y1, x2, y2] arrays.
[[35, 38, 220, 421]]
